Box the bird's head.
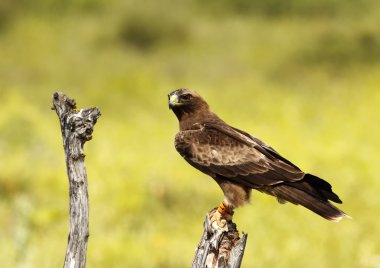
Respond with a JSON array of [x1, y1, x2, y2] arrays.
[[168, 88, 210, 123]]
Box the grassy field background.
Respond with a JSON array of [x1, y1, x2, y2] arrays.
[[0, 0, 379, 267]]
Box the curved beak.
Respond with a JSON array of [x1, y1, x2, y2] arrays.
[[169, 94, 181, 109]]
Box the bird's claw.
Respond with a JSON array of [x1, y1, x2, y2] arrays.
[[207, 205, 235, 250], [209, 209, 229, 233]]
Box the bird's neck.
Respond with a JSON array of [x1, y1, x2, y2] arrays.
[[178, 109, 219, 131]]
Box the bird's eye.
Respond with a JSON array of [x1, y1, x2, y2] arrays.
[[181, 94, 192, 101]]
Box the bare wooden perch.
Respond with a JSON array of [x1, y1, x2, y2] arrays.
[[52, 92, 101, 268], [192, 208, 248, 268]]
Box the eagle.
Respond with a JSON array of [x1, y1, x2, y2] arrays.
[[168, 88, 348, 224]]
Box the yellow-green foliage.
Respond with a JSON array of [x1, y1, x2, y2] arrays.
[[0, 0, 379, 267]]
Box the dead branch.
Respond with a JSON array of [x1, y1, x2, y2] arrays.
[[52, 92, 101, 268], [192, 209, 248, 268]]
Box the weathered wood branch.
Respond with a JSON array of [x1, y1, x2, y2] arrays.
[[192, 209, 248, 268], [52, 92, 101, 268]]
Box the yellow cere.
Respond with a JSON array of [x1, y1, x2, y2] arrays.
[[170, 94, 182, 106]]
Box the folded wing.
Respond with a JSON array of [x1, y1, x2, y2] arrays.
[[175, 122, 305, 188]]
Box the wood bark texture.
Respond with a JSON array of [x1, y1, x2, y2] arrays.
[[192, 211, 248, 268], [52, 92, 101, 268]]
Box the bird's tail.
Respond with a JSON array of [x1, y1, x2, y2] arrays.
[[270, 174, 350, 222]]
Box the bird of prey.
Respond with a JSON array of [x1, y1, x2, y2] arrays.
[[168, 88, 348, 225]]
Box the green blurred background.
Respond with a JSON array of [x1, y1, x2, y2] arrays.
[[0, 0, 379, 267]]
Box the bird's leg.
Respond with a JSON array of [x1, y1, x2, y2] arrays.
[[217, 202, 234, 221], [209, 202, 234, 232]]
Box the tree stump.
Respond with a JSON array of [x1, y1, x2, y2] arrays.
[[52, 92, 101, 268], [192, 209, 248, 268]]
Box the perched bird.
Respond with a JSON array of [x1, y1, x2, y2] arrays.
[[168, 88, 349, 225]]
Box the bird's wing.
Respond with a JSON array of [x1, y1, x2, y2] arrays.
[[175, 122, 305, 187]]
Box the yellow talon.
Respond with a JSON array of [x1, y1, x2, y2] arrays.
[[209, 203, 234, 232]]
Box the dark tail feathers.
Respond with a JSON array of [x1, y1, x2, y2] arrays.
[[271, 174, 349, 222]]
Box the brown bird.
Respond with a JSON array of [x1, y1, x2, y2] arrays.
[[168, 88, 349, 225]]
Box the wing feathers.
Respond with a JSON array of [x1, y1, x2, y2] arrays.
[[303, 174, 342, 203], [176, 123, 305, 187]]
